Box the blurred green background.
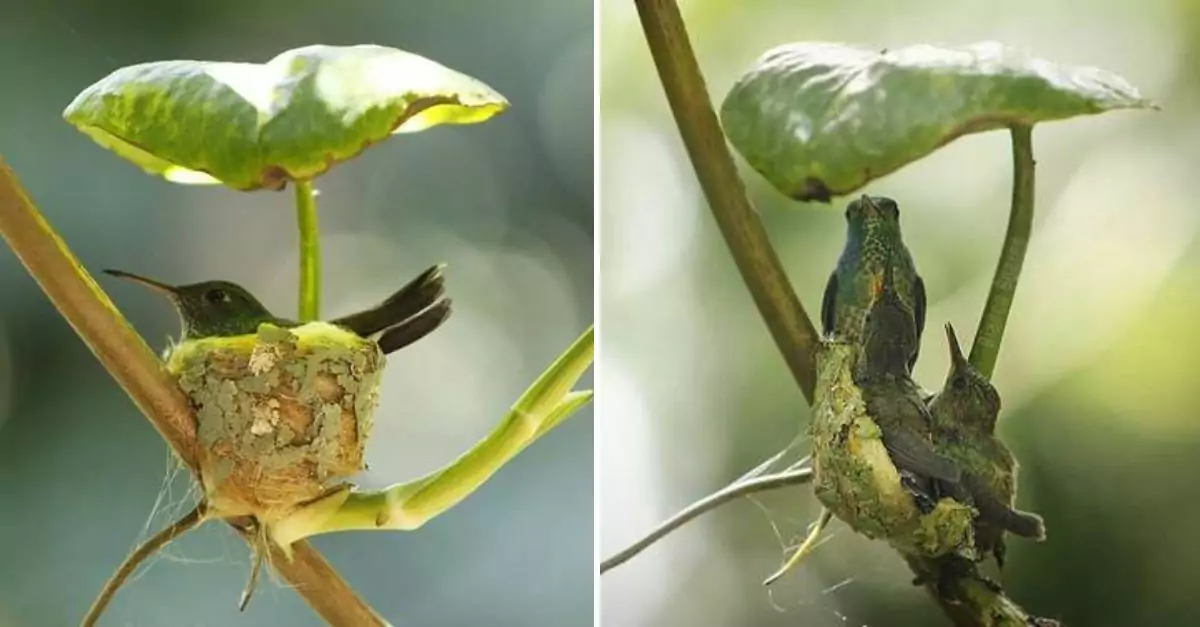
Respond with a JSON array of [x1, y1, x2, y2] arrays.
[[0, 1, 593, 625], [601, 1, 1200, 626]]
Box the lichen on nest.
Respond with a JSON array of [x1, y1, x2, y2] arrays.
[[165, 322, 384, 524], [809, 339, 977, 559]]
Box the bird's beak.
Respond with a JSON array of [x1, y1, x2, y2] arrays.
[[859, 194, 881, 218], [102, 269, 179, 299], [944, 322, 969, 371]]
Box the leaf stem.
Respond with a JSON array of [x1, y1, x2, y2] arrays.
[[294, 179, 320, 322], [633, 0, 820, 403], [600, 466, 813, 574], [0, 157, 384, 626], [969, 124, 1035, 378]]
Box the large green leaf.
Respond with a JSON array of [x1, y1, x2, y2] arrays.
[[64, 44, 509, 191], [720, 41, 1154, 202]]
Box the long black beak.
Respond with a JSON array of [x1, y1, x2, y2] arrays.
[[102, 269, 179, 299], [944, 322, 969, 370]]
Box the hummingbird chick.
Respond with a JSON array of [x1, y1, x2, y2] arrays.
[[856, 262, 963, 495], [103, 263, 452, 352], [927, 322, 1047, 567]]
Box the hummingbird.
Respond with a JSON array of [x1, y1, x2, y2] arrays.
[[855, 262, 963, 500], [821, 195, 926, 373], [926, 322, 1046, 567], [103, 264, 452, 354]]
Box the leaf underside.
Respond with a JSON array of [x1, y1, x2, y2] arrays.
[[720, 41, 1155, 202], [64, 44, 510, 191]]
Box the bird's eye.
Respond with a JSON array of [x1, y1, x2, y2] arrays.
[[205, 289, 231, 305], [951, 375, 967, 390], [884, 199, 900, 219]]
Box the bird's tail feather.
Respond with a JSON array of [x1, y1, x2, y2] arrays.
[[377, 299, 453, 354], [332, 264, 447, 338]]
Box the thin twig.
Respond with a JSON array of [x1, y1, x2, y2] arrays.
[[82, 503, 209, 627], [0, 156, 385, 626], [969, 125, 1035, 378], [294, 179, 320, 322], [633, 0, 820, 404], [600, 467, 813, 573], [239, 536, 265, 612], [762, 507, 831, 586]]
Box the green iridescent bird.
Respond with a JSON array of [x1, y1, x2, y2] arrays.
[[927, 322, 1046, 567], [822, 195, 926, 373], [103, 264, 452, 353]]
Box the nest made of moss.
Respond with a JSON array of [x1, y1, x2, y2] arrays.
[[809, 339, 978, 559], [166, 322, 384, 525]]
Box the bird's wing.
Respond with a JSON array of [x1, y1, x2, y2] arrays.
[[913, 274, 927, 338], [879, 425, 962, 483], [909, 274, 927, 372], [821, 271, 838, 337], [331, 264, 446, 337]]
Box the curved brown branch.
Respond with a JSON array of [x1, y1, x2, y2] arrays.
[[0, 156, 385, 626], [633, 0, 820, 404]]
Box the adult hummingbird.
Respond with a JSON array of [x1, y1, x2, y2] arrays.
[[927, 323, 1046, 567], [103, 264, 452, 353], [822, 195, 926, 373], [855, 262, 962, 499]]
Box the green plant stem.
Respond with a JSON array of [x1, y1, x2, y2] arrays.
[[600, 466, 813, 574], [633, 0, 819, 404], [969, 124, 1035, 378], [294, 179, 320, 322], [0, 157, 384, 627], [277, 327, 595, 545]]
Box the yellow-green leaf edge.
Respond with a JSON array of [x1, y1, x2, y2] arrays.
[[64, 44, 510, 191]]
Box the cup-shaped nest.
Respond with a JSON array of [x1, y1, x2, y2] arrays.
[[166, 322, 384, 523], [808, 340, 977, 559]]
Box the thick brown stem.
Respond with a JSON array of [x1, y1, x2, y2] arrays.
[[633, 0, 820, 404], [905, 556, 1062, 627]]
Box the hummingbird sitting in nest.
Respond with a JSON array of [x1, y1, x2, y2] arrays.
[[83, 264, 451, 625]]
